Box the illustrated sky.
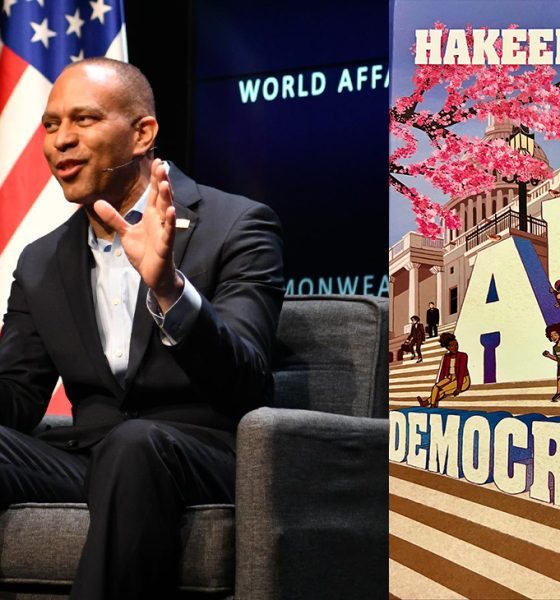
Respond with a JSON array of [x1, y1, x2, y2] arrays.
[[390, 0, 560, 245]]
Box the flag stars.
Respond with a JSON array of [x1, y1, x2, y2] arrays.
[[30, 17, 56, 49], [65, 9, 85, 38], [90, 0, 111, 24], [2, 0, 17, 17], [71, 49, 85, 62]]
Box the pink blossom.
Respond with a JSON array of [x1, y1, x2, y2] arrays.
[[390, 21, 559, 239]]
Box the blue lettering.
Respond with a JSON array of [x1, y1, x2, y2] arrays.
[[371, 64, 384, 89], [239, 79, 261, 103], [378, 274, 389, 297], [337, 68, 353, 93], [285, 279, 295, 295], [262, 77, 279, 101], [337, 276, 359, 294], [311, 72, 327, 96], [298, 278, 314, 295], [363, 274, 375, 295], [282, 75, 295, 99], [318, 277, 333, 294]]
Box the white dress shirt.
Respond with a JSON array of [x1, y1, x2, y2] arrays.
[[88, 173, 201, 385]]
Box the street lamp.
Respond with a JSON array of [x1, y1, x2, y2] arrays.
[[505, 125, 539, 232], [508, 124, 535, 156]]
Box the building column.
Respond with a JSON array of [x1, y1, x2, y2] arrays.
[[404, 262, 420, 319], [486, 190, 493, 215], [467, 197, 474, 230], [389, 275, 395, 335], [430, 265, 444, 320], [459, 203, 466, 234], [476, 194, 482, 226], [496, 189, 503, 211]]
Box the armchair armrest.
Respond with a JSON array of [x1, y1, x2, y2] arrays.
[[235, 407, 388, 600]]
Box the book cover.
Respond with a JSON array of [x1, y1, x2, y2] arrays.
[[389, 1, 560, 597]]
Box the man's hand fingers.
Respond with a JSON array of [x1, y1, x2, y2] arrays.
[[148, 159, 173, 222], [93, 200, 129, 236], [158, 179, 173, 211], [147, 158, 163, 208], [161, 205, 176, 246]]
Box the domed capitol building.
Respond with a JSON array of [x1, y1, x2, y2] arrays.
[[389, 116, 560, 413]]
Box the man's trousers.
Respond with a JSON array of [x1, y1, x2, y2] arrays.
[[0, 419, 236, 600]]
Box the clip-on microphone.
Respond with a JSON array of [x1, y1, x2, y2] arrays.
[[102, 146, 157, 173]]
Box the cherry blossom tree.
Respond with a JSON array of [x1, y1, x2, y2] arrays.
[[390, 23, 560, 238]]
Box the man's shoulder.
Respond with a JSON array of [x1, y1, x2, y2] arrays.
[[17, 209, 85, 264], [169, 163, 277, 221], [197, 182, 275, 221]]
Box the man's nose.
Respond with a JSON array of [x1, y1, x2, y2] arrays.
[[53, 121, 79, 151]]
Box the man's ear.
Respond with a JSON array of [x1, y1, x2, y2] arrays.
[[133, 116, 158, 156]]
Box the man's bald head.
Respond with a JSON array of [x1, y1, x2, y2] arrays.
[[62, 57, 156, 120]]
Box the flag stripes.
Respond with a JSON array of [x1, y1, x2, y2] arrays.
[[0, 1, 127, 414], [0, 46, 27, 112], [0, 126, 52, 253]]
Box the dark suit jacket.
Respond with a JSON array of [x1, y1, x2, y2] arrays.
[[426, 307, 440, 326], [0, 164, 284, 449], [407, 323, 425, 345]]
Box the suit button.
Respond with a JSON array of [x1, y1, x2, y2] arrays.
[[64, 440, 78, 449]]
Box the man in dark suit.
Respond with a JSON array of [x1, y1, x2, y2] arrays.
[[426, 301, 440, 338], [0, 58, 283, 599]]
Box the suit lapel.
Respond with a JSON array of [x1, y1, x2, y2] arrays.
[[172, 204, 198, 269], [166, 163, 201, 268], [124, 164, 200, 387], [56, 209, 122, 396]]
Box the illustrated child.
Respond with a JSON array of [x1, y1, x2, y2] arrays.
[[549, 280, 560, 308], [417, 332, 470, 408], [542, 323, 560, 402]]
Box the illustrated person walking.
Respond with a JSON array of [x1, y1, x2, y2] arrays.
[[542, 323, 560, 402], [417, 332, 470, 408], [407, 315, 425, 363]]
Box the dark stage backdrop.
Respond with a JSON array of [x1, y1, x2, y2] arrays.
[[125, 1, 388, 297]]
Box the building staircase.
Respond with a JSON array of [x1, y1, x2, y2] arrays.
[[389, 323, 560, 415], [389, 328, 560, 596]]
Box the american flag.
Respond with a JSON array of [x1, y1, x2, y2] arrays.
[[0, 0, 127, 413]]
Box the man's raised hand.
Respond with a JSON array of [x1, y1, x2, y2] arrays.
[[93, 159, 183, 312]]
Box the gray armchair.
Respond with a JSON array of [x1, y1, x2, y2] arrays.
[[0, 295, 388, 600]]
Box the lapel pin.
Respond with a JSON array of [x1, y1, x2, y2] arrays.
[[176, 218, 191, 229]]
